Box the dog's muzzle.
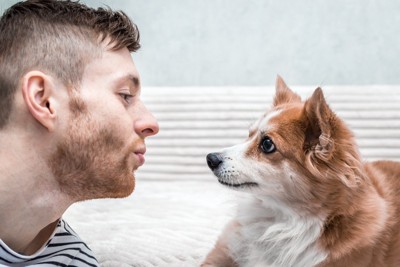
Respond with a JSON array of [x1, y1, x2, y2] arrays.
[[206, 152, 223, 171]]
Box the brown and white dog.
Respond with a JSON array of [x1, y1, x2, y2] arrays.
[[202, 77, 400, 267]]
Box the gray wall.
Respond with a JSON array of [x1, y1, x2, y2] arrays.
[[1, 0, 400, 86]]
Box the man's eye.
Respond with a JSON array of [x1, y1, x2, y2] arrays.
[[260, 136, 276, 154], [119, 93, 133, 104]]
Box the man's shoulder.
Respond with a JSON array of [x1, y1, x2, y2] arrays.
[[0, 219, 99, 267], [45, 219, 99, 266]]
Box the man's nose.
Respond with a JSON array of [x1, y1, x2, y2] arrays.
[[135, 103, 159, 138]]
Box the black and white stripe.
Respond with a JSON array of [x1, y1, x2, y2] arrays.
[[0, 219, 99, 267]]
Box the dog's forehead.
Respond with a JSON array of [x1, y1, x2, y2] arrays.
[[259, 109, 283, 132], [250, 109, 282, 133], [251, 105, 304, 134]]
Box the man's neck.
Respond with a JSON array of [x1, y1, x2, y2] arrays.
[[0, 135, 72, 255]]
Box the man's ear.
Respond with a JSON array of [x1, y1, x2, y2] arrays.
[[273, 75, 301, 106], [21, 71, 57, 132]]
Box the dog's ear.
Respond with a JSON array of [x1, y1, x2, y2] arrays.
[[273, 75, 301, 106], [303, 88, 335, 161], [303, 88, 364, 187]]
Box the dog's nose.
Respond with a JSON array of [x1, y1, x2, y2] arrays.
[[206, 153, 223, 170]]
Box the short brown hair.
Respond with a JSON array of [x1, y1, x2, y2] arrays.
[[0, 0, 141, 128]]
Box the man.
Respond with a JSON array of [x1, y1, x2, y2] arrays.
[[0, 0, 159, 266]]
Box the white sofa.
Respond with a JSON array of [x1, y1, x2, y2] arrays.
[[64, 86, 400, 267]]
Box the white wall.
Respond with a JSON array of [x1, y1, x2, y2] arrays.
[[2, 0, 400, 86]]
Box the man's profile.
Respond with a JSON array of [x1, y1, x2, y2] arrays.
[[0, 0, 159, 265]]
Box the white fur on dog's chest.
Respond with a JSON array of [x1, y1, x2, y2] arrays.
[[228, 197, 328, 267]]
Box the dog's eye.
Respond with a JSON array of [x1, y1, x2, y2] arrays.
[[260, 137, 276, 154]]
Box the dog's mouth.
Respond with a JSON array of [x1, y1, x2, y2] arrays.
[[218, 179, 258, 188]]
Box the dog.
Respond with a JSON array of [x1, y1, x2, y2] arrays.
[[201, 76, 400, 267]]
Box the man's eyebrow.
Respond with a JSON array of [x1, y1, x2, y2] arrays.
[[115, 74, 141, 89]]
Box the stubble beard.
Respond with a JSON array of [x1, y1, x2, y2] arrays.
[[48, 95, 136, 202]]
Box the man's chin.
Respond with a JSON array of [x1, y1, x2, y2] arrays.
[[108, 173, 135, 198], [75, 172, 136, 201], [122, 173, 136, 197]]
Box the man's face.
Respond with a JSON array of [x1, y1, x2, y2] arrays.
[[49, 47, 159, 201]]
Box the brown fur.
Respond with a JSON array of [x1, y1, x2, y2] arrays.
[[202, 221, 240, 267], [203, 76, 400, 266]]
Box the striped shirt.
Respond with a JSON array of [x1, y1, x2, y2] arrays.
[[0, 219, 99, 267]]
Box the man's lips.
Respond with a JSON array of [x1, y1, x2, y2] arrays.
[[134, 153, 145, 166], [133, 147, 146, 166]]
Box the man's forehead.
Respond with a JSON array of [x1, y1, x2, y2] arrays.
[[82, 47, 140, 85]]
